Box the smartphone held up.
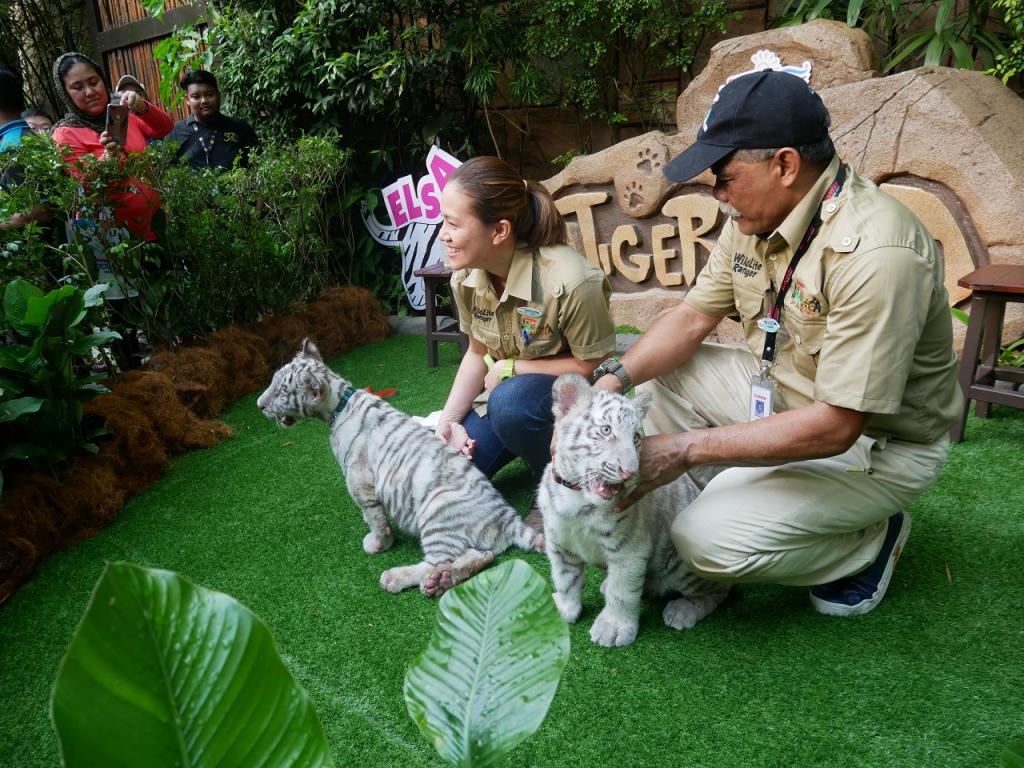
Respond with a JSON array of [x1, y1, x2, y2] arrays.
[[105, 93, 130, 147]]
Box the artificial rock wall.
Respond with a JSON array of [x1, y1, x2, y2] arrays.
[[542, 20, 1024, 350]]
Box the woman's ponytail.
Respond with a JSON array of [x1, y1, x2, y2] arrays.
[[447, 157, 567, 249]]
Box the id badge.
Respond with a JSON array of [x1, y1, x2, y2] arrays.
[[749, 374, 774, 421]]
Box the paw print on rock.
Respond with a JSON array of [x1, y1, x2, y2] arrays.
[[636, 147, 664, 176], [623, 180, 645, 212]]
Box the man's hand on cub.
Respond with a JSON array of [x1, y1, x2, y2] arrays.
[[614, 433, 690, 512]]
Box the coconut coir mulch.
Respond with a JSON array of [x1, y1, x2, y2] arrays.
[[0, 286, 392, 604]]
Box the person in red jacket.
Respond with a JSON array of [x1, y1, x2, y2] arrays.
[[51, 53, 173, 242]]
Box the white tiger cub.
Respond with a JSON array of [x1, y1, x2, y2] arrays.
[[538, 373, 730, 647], [257, 340, 544, 596]]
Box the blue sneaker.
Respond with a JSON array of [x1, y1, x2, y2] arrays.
[[810, 511, 912, 616]]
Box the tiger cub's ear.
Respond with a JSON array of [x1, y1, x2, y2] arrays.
[[630, 390, 653, 420], [551, 373, 592, 420], [300, 338, 322, 361]]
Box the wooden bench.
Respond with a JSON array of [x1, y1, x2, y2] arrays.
[[413, 261, 469, 367], [950, 264, 1024, 443]]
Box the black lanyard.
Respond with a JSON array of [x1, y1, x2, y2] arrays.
[[760, 162, 847, 367]]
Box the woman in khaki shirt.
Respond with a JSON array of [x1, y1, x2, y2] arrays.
[[435, 157, 617, 478]]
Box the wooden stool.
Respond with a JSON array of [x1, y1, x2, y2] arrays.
[[413, 261, 469, 368], [950, 264, 1024, 443]]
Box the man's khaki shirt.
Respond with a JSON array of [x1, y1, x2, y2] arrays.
[[684, 156, 962, 443], [452, 243, 616, 363]]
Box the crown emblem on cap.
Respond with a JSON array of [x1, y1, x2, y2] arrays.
[[725, 50, 813, 87]]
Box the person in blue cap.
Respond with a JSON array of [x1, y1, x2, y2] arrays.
[[593, 70, 962, 616], [0, 64, 52, 231]]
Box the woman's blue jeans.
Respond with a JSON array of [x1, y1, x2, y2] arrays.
[[463, 373, 557, 478]]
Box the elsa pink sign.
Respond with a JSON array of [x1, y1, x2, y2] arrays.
[[362, 147, 463, 310], [382, 147, 461, 227]]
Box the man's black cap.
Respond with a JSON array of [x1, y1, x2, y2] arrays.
[[663, 70, 831, 184]]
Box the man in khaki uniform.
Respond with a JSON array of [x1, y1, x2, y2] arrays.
[[592, 71, 962, 616]]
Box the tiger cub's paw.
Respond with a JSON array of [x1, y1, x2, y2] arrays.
[[552, 591, 582, 624], [380, 565, 417, 593], [590, 609, 638, 647], [363, 529, 394, 555], [421, 567, 454, 597]]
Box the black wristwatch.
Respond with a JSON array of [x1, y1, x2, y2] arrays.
[[592, 358, 632, 393]]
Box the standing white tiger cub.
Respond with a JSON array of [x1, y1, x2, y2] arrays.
[[257, 340, 544, 596], [539, 373, 730, 647]]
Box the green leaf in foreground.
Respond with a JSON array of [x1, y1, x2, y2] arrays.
[[51, 562, 334, 768], [405, 559, 570, 768], [1002, 739, 1024, 768]]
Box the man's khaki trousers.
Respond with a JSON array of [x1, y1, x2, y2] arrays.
[[641, 343, 949, 587]]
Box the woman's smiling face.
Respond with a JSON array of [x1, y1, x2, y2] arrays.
[[63, 62, 108, 117], [439, 182, 506, 272]]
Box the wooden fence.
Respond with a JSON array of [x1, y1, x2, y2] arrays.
[[84, 0, 205, 121]]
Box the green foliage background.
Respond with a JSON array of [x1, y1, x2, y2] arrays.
[[152, 0, 734, 174]]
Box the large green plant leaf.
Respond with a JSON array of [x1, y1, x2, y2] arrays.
[[51, 562, 335, 768], [83, 283, 109, 308], [25, 285, 88, 336], [0, 344, 31, 370], [2, 442, 50, 460], [23, 283, 75, 327], [1, 396, 44, 423], [70, 331, 122, 355], [405, 559, 569, 768], [1002, 740, 1024, 768], [4, 279, 44, 339], [0, 372, 25, 395]]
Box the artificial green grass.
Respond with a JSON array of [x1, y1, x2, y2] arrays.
[[1, 334, 1022, 767]]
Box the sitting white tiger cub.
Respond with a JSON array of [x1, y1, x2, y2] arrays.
[[538, 373, 730, 647], [257, 340, 544, 596]]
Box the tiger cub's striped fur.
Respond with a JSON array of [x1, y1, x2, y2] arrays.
[[257, 339, 543, 596], [538, 373, 729, 647]]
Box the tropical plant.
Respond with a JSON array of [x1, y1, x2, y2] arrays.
[[149, 0, 513, 172], [50, 559, 567, 768], [2, 133, 370, 346], [524, 0, 736, 146], [404, 559, 570, 768], [991, 0, 1024, 85], [950, 307, 1024, 367], [51, 561, 334, 767], [1003, 739, 1024, 768], [155, 135, 353, 337], [0, 0, 90, 112], [884, 0, 1006, 72], [0, 132, 93, 291], [152, 22, 214, 110], [1, 279, 117, 499], [997, 335, 1024, 367], [775, 0, 1009, 72]]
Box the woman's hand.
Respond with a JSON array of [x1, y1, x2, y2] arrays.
[[98, 130, 123, 161], [435, 418, 476, 459], [483, 359, 505, 392], [118, 90, 148, 115]]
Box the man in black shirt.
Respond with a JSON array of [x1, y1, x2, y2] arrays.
[[169, 70, 259, 171]]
